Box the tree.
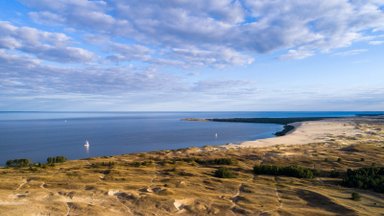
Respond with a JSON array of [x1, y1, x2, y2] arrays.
[[47, 156, 67, 164], [5, 159, 31, 168], [253, 165, 314, 179]]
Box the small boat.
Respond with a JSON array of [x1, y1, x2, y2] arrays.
[[215, 133, 218, 138], [84, 140, 90, 147]]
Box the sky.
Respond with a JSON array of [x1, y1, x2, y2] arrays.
[[1, 0, 384, 111]]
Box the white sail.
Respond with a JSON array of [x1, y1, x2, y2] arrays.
[[84, 140, 90, 147]]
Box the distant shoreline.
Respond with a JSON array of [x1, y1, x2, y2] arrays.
[[3, 115, 381, 166], [226, 117, 365, 149], [183, 117, 338, 137], [183, 117, 338, 124]]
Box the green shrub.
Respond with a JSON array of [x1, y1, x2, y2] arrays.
[[131, 160, 153, 167], [253, 165, 314, 179], [351, 192, 361, 201], [131, 161, 141, 167], [329, 170, 342, 178], [90, 161, 115, 168], [29, 166, 38, 172], [342, 167, 384, 193], [6, 159, 31, 168], [47, 156, 67, 164], [214, 167, 236, 178], [195, 158, 235, 165]]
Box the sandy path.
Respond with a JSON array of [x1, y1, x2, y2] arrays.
[[229, 183, 242, 209], [260, 177, 283, 215], [65, 202, 71, 216], [15, 179, 27, 191], [225, 119, 360, 149]]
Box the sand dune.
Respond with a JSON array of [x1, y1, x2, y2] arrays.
[[226, 119, 362, 148]]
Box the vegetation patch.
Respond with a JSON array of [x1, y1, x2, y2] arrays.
[[90, 161, 115, 168], [195, 158, 235, 166], [47, 156, 67, 164], [214, 167, 237, 178], [342, 167, 384, 193], [131, 160, 153, 167], [6, 159, 31, 168], [253, 164, 314, 178], [274, 125, 295, 136], [351, 192, 361, 201]]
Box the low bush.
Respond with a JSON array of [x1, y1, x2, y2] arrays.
[[29, 166, 38, 172], [351, 192, 361, 201], [329, 170, 343, 178], [91, 161, 115, 168], [47, 156, 67, 164], [131, 160, 153, 167], [214, 167, 236, 178], [195, 158, 235, 166], [253, 165, 314, 179], [6, 159, 31, 168]]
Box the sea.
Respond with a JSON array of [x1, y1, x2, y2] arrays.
[[0, 111, 382, 165]]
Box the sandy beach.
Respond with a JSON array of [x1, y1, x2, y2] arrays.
[[226, 118, 362, 149]]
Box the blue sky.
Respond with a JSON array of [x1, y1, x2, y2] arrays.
[[1, 0, 384, 111]]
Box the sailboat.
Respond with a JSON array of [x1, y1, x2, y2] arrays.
[[215, 133, 218, 138], [84, 140, 90, 147]]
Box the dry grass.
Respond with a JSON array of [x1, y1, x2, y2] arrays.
[[0, 118, 384, 215]]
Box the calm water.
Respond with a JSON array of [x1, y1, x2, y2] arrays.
[[0, 111, 382, 165]]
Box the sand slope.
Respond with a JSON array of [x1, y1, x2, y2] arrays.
[[229, 119, 361, 148]]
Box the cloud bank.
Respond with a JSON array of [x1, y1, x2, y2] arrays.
[[0, 0, 384, 110], [18, 0, 384, 62]]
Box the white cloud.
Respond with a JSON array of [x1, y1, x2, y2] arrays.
[[0, 49, 40, 68], [29, 11, 65, 25], [0, 21, 94, 63], [0, 49, 184, 96], [18, 0, 384, 65], [0, 37, 22, 49], [170, 46, 254, 67]]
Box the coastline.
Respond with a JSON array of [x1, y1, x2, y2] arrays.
[[185, 117, 360, 150], [224, 118, 361, 149], [1, 116, 383, 215], [1, 117, 361, 168], [0, 117, 350, 167]]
